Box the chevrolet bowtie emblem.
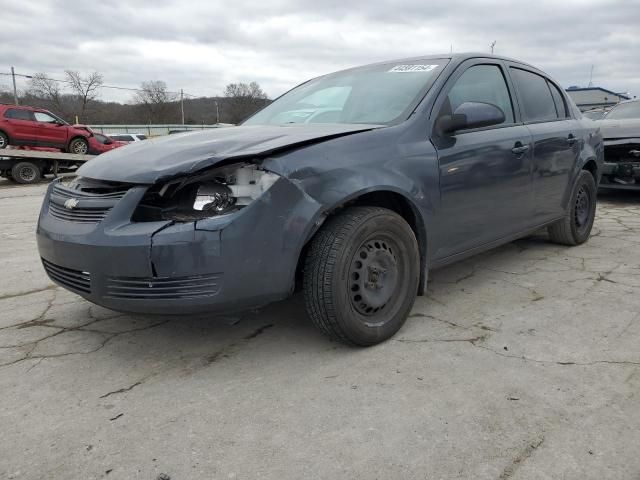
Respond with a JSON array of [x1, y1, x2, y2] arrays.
[[64, 198, 79, 209]]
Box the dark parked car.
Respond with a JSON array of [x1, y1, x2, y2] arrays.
[[597, 99, 640, 189], [0, 104, 92, 154], [37, 54, 603, 346]]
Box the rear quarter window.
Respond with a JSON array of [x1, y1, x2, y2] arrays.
[[4, 108, 34, 121], [548, 81, 569, 118], [510, 68, 558, 123]]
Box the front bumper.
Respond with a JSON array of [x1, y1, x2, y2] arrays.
[[36, 178, 322, 314], [600, 138, 640, 190]]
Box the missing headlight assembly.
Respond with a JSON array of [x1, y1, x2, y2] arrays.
[[132, 163, 280, 222]]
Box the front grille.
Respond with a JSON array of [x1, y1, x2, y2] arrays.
[[49, 202, 110, 223], [52, 183, 128, 200], [604, 142, 640, 163], [42, 259, 91, 294], [48, 179, 130, 224], [105, 274, 221, 300]]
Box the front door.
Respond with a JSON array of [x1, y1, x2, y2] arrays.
[[431, 61, 534, 260], [34, 111, 68, 148]]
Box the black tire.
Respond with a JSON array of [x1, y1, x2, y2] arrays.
[[303, 206, 420, 346], [68, 137, 89, 154], [0, 131, 8, 149], [11, 162, 42, 184], [548, 170, 597, 246]]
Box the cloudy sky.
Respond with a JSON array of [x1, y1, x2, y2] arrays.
[[1, 0, 638, 103]]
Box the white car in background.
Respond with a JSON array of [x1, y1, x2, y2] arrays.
[[107, 133, 147, 143]]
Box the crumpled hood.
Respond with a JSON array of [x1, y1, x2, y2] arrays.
[[597, 118, 640, 141], [78, 124, 380, 184]]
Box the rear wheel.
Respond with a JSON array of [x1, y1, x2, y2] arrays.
[[0, 131, 8, 149], [68, 137, 88, 154], [303, 206, 420, 346], [11, 162, 42, 184], [548, 170, 597, 245]]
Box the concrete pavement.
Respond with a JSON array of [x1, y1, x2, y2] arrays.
[[0, 180, 639, 479]]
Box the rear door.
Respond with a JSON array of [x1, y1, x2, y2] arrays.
[[431, 60, 534, 259], [34, 111, 68, 148], [3, 108, 38, 143], [507, 66, 580, 222]]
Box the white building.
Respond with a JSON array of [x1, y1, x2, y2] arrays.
[[566, 87, 631, 112]]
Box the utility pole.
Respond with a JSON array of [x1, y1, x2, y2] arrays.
[[490, 41, 496, 54], [214, 100, 219, 124], [588, 65, 594, 87], [10, 66, 18, 105], [180, 89, 185, 125]]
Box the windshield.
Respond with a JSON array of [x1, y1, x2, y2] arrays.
[[605, 101, 640, 120], [244, 60, 446, 126]]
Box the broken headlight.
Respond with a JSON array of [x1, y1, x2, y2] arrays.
[[133, 164, 281, 222]]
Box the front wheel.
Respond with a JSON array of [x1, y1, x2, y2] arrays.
[[0, 131, 8, 149], [68, 137, 89, 154], [548, 170, 597, 245], [303, 206, 420, 346]]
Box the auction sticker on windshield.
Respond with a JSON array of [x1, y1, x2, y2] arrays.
[[388, 64, 438, 73]]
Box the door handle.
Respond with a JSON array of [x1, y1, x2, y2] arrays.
[[567, 134, 577, 145], [511, 142, 529, 155]]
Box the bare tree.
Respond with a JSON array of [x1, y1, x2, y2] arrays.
[[223, 82, 269, 123], [134, 80, 178, 123], [65, 70, 103, 122], [29, 73, 67, 115]]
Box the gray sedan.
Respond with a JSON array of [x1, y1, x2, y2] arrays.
[[37, 53, 602, 345]]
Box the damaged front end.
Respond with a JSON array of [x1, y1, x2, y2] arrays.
[[132, 163, 280, 222], [36, 160, 323, 314], [600, 138, 640, 189]]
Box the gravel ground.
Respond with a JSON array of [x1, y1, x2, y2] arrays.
[[0, 179, 639, 480]]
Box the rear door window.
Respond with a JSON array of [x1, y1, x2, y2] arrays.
[[5, 108, 34, 121], [510, 68, 558, 122], [439, 64, 515, 126]]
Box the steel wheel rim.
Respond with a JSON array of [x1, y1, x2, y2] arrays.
[[348, 238, 399, 319], [574, 185, 590, 229], [19, 166, 37, 182], [0, 136, 5, 148]]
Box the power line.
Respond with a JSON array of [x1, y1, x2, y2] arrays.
[[0, 70, 204, 98]]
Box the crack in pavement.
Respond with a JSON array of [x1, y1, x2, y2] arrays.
[[0, 284, 57, 302], [498, 437, 545, 479], [0, 317, 171, 370], [100, 382, 143, 399]]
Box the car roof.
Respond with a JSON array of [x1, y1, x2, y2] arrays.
[[0, 103, 43, 111], [335, 52, 540, 74], [108, 133, 145, 136]]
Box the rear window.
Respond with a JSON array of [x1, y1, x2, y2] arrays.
[[4, 108, 33, 121], [510, 68, 558, 122], [137, 135, 147, 140], [110, 135, 133, 141]]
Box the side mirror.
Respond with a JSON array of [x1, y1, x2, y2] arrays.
[[436, 102, 506, 135]]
